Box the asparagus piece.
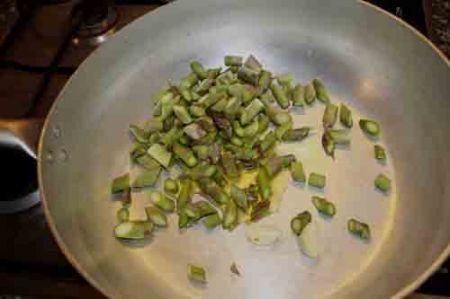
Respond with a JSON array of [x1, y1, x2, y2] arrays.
[[198, 178, 229, 205], [131, 168, 161, 188], [257, 167, 272, 200], [257, 114, 270, 134], [327, 129, 351, 145], [192, 145, 210, 160], [260, 131, 277, 152], [160, 126, 183, 147], [183, 123, 207, 140], [290, 161, 306, 183], [275, 121, 293, 140], [221, 151, 239, 179], [151, 191, 175, 213], [308, 172, 326, 189], [224, 55, 243, 66], [230, 184, 249, 211], [292, 83, 305, 107], [290, 211, 312, 236], [240, 98, 265, 125], [340, 103, 353, 128], [263, 155, 296, 178], [177, 178, 192, 210], [258, 70, 272, 94], [114, 221, 148, 240], [238, 66, 259, 85], [250, 200, 271, 222], [243, 120, 259, 137], [189, 105, 206, 117], [203, 213, 222, 229], [207, 67, 221, 79], [323, 103, 338, 129], [224, 96, 242, 119], [270, 81, 289, 109], [111, 174, 130, 194], [375, 174, 391, 192], [187, 264, 207, 283], [276, 73, 294, 88], [312, 196, 336, 217], [282, 127, 311, 142], [147, 144, 172, 168], [173, 143, 198, 167], [244, 55, 262, 71], [145, 206, 168, 227], [374, 145, 387, 161], [190, 60, 207, 80], [223, 200, 238, 230], [359, 119, 380, 137], [173, 104, 193, 125], [348, 219, 371, 240], [322, 132, 335, 158], [304, 83, 316, 105], [129, 124, 150, 143], [180, 73, 198, 89], [116, 207, 130, 223], [312, 78, 330, 104]]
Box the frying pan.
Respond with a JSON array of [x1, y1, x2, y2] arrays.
[[14, 0, 450, 297]]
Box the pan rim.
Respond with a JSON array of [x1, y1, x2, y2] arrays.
[[37, 0, 450, 298]]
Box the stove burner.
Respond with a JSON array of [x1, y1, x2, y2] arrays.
[[72, 6, 118, 46]]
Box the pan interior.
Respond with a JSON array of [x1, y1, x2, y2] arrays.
[[39, 0, 450, 298]]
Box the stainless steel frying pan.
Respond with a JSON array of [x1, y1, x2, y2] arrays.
[[27, 0, 450, 297]]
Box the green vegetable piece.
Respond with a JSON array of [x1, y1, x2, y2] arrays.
[[173, 143, 198, 167], [312, 78, 330, 104], [211, 97, 228, 112], [323, 103, 338, 129], [275, 121, 293, 140], [340, 103, 353, 128], [240, 98, 265, 125], [178, 134, 190, 146], [184, 203, 200, 219], [187, 163, 218, 179], [194, 201, 217, 219], [198, 178, 229, 205], [180, 73, 198, 89], [203, 213, 222, 229], [224, 96, 242, 119], [257, 114, 270, 134], [145, 206, 168, 227], [147, 144, 172, 168], [322, 131, 335, 158], [114, 221, 148, 240], [190, 60, 207, 80], [160, 126, 183, 147], [227, 83, 244, 98], [265, 105, 292, 126], [189, 105, 206, 117], [183, 123, 207, 140], [290, 211, 312, 236], [348, 218, 371, 240], [374, 145, 387, 161], [111, 174, 130, 194], [270, 81, 289, 109], [177, 178, 192, 210], [250, 200, 271, 222], [312, 196, 336, 217], [231, 136, 244, 147], [257, 70, 272, 94], [178, 86, 192, 102], [131, 168, 161, 188], [308, 172, 326, 189], [241, 85, 257, 104], [230, 184, 249, 211], [244, 55, 262, 72], [222, 200, 238, 230], [187, 264, 207, 283], [224, 55, 243, 66], [260, 131, 277, 152], [327, 129, 350, 145], [178, 210, 191, 229], [282, 127, 311, 142], [263, 155, 296, 178], [116, 207, 129, 223], [130, 142, 147, 162], [192, 145, 210, 160], [129, 124, 150, 143], [135, 154, 160, 170], [257, 167, 272, 200], [151, 191, 175, 213], [238, 66, 259, 85], [207, 67, 221, 79], [374, 174, 391, 192], [232, 121, 245, 137], [243, 120, 259, 137], [164, 178, 179, 195], [359, 119, 381, 137], [304, 83, 316, 105], [173, 105, 193, 124], [290, 161, 306, 183], [292, 83, 305, 107], [276, 73, 294, 87], [221, 151, 239, 179]]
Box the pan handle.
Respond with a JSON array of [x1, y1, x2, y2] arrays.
[[0, 118, 43, 214]]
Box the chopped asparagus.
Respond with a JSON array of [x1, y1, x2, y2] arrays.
[[327, 129, 351, 145], [111, 174, 130, 194], [145, 206, 168, 227], [308, 172, 326, 189], [173, 143, 198, 167], [173, 105, 193, 124], [304, 83, 316, 105], [230, 184, 249, 211], [187, 264, 207, 283], [238, 66, 259, 85], [359, 119, 380, 137], [270, 81, 289, 109], [190, 60, 207, 80], [312, 78, 330, 104], [257, 167, 272, 200], [131, 168, 161, 188], [244, 55, 262, 71], [114, 221, 148, 240], [374, 145, 387, 161], [240, 98, 265, 125], [290, 161, 306, 183], [322, 132, 335, 158], [164, 178, 179, 195], [150, 191, 175, 213], [292, 83, 305, 107], [312, 196, 336, 217], [147, 144, 172, 168], [348, 219, 371, 240], [116, 207, 130, 223], [323, 103, 338, 129], [203, 213, 222, 229], [340, 103, 353, 128], [224, 55, 243, 66], [223, 200, 238, 230], [290, 211, 312, 236], [282, 127, 310, 142], [375, 174, 391, 192]]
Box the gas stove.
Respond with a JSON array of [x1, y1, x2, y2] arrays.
[[0, 0, 448, 297]]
